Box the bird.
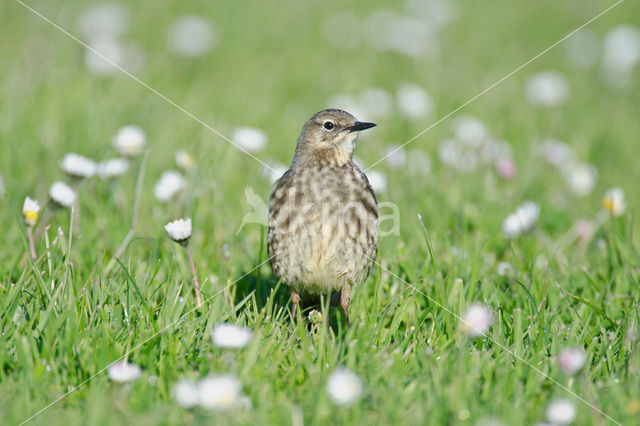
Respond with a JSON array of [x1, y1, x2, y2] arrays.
[[267, 109, 379, 327]]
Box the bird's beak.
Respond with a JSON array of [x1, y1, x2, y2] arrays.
[[348, 121, 377, 132]]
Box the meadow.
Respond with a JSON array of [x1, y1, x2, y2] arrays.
[[1, 0, 639, 424]]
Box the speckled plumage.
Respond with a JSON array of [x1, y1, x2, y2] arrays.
[[267, 109, 378, 326]]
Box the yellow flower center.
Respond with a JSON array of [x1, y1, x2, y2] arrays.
[[603, 196, 613, 211], [25, 210, 38, 225]]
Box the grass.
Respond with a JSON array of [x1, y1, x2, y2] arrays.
[[1, 0, 639, 424]]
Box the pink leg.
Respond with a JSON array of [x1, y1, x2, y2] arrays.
[[291, 290, 301, 321], [341, 286, 351, 328]]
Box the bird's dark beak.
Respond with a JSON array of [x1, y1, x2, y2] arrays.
[[348, 121, 377, 132]]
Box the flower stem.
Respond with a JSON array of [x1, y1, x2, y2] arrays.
[[27, 226, 37, 261], [184, 246, 202, 308]]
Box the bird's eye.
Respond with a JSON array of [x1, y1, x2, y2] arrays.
[[323, 121, 335, 130]]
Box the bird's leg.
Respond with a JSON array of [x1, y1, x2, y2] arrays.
[[340, 285, 351, 328], [291, 290, 301, 321]]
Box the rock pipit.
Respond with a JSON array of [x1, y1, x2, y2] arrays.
[[268, 109, 378, 326]]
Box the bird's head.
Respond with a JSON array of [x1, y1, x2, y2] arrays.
[[293, 109, 376, 164]]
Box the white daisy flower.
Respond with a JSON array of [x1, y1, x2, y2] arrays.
[[167, 15, 217, 58], [49, 181, 77, 208], [173, 379, 200, 408], [175, 150, 195, 171], [366, 170, 387, 193], [525, 71, 569, 108], [85, 39, 145, 76], [546, 398, 576, 425], [383, 143, 407, 168], [602, 25, 640, 76], [603, 187, 626, 216], [387, 16, 437, 58], [198, 374, 243, 410], [496, 262, 513, 277], [438, 138, 479, 173], [97, 158, 129, 179], [211, 323, 253, 349], [61, 153, 97, 179], [85, 37, 124, 76], [326, 367, 364, 406], [502, 201, 540, 238], [164, 218, 192, 245], [405, 0, 457, 29], [563, 162, 597, 197], [538, 138, 573, 167], [23, 196, 41, 226], [107, 361, 142, 383], [263, 162, 288, 184], [78, 3, 130, 41], [359, 87, 393, 118], [564, 29, 599, 68], [452, 115, 488, 148], [460, 303, 493, 337], [232, 127, 268, 153], [558, 348, 587, 375], [113, 125, 146, 157], [396, 83, 434, 120], [154, 170, 186, 202]]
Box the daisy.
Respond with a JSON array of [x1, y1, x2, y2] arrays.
[[263, 161, 288, 184], [60, 153, 97, 179], [460, 303, 493, 337], [49, 181, 77, 208], [23, 196, 40, 260], [97, 158, 129, 179], [326, 367, 364, 406], [167, 15, 217, 58], [165, 218, 202, 308], [546, 398, 576, 425], [113, 125, 146, 157], [85, 38, 124, 76], [602, 25, 640, 85], [366, 170, 387, 193], [232, 127, 268, 153], [563, 162, 597, 197], [558, 348, 587, 375], [525, 71, 569, 108], [154, 171, 185, 202], [164, 218, 192, 246], [359, 87, 393, 118], [175, 150, 195, 171], [603, 187, 626, 216], [22, 196, 40, 227], [502, 201, 540, 238], [383, 143, 407, 168], [211, 323, 253, 349], [107, 361, 142, 383], [198, 374, 243, 410], [78, 3, 130, 41], [396, 82, 433, 120], [173, 379, 200, 408]]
